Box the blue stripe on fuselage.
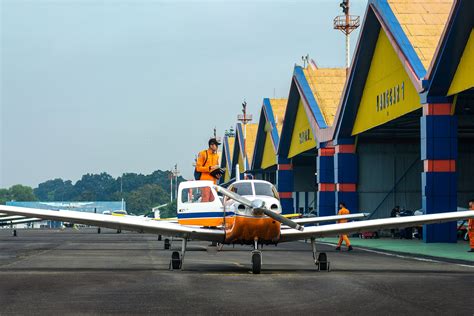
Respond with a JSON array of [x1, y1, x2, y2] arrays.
[[177, 212, 235, 219]]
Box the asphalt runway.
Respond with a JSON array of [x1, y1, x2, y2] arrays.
[[0, 228, 472, 315]]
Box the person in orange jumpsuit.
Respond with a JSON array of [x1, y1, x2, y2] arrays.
[[335, 202, 353, 251], [195, 138, 221, 202], [468, 199, 474, 253]]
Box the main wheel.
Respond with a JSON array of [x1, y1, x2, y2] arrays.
[[252, 252, 262, 274], [164, 239, 171, 250], [97, 228, 101, 234], [158, 235, 162, 241], [317, 252, 328, 271], [171, 251, 182, 270]]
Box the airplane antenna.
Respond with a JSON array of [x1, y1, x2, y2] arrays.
[[333, 0, 360, 77]]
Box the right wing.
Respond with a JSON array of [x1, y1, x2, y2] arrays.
[[291, 213, 368, 226], [280, 211, 474, 242], [0, 205, 225, 242]]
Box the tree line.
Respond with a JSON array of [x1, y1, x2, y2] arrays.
[[0, 170, 185, 217]]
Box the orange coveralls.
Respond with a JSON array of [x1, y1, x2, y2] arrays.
[[468, 215, 474, 250], [337, 207, 351, 247], [195, 149, 220, 202]]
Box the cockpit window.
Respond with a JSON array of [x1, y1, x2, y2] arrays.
[[231, 182, 253, 196], [254, 182, 277, 198]]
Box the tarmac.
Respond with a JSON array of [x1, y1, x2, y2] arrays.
[[0, 228, 473, 315]]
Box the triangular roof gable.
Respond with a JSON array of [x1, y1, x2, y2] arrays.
[[231, 123, 247, 178], [424, 0, 474, 98], [333, 0, 438, 140], [278, 66, 328, 158], [220, 135, 235, 183], [220, 135, 234, 171], [252, 98, 284, 170]]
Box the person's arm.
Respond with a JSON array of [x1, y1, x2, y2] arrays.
[[196, 151, 210, 173]]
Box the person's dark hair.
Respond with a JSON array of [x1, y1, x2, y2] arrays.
[[339, 202, 346, 208], [469, 199, 474, 205], [208, 138, 221, 146]]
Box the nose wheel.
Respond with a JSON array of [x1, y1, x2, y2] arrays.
[[251, 250, 262, 274], [251, 239, 262, 274]]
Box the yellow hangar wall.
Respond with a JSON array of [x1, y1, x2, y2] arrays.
[[448, 29, 474, 96], [352, 30, 421, 135], [261, 131, 277, 170], [288, 99, 316, 158]]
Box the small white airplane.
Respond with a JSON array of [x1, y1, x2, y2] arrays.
[[1, 179, 473, 274]]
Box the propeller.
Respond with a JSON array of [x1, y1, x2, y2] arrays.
[[214, 186, 304, 231]]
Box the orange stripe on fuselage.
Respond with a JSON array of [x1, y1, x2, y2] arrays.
[[224, 215, 280, 244], [178, 218, 223, 226]]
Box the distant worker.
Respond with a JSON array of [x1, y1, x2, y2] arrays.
[[335, 202, 353, 251], [468, 199, 474, 253], [195, 138, 222, 202]]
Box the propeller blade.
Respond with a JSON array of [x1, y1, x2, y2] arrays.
[[215, 185, 304, 231], [214, 186, 254, 207], [262, 209, 304, 231]]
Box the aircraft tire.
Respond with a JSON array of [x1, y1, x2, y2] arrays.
[[317, 252, 328, 271], [171, 251, 181, 270], [252, 252, 261, 274]]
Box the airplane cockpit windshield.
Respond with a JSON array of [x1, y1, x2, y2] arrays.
[[254, 182, 277, 198], [230, 182, 253, 196], [230, 182, 278, 198]]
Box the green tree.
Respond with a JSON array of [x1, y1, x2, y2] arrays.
[[8, 185, 37, 201], [125, 184, 170, 214], [0, 189, 10, 205]]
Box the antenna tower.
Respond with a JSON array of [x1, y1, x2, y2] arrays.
[[333, 0, 360, 76]]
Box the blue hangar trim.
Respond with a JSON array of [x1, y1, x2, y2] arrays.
[[371, 0, 426, 79]]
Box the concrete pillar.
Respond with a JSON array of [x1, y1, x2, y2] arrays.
[[421, 103, 457, 243], [276, 156, 294, 214], [334, 139, 358, 213], [317, 147, 336, 216]]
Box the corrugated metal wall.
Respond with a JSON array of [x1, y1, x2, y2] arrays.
[[358, 142, 422, 218]]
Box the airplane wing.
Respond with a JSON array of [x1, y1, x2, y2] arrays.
[[290, 213, 368, 226], [0, 218, 43, 226], [279, 211, 474, 242], [0, 205, 225, 242]]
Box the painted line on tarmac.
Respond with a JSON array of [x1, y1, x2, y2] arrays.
[[316, 242, 474, 269]]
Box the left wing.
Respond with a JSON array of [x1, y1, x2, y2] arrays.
[[0, 205, 225, 242], [279, 211, 474, 242]]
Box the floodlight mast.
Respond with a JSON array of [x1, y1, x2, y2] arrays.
[[333, 0, 360, 77], [237, 101, 252, 178]]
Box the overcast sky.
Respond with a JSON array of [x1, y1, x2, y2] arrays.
[[1, 0, 367, 188]]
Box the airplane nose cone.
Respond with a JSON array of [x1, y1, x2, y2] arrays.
[[251, 199, 265, 209]]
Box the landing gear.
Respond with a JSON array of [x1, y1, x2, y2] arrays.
[[12, 229, 17, 237], [97, 228, 101, 234], [164, 238, 171, 250], [169, 238, 187, 270], [116, 229, 122, 234], [251, 251, 262, 274], [311, 237, 330, 271], [251, 239, 262, 274], [158, 235, 162, 241]]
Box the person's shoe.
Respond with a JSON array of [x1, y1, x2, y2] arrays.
[[335, 246, 341, 251], [348, 246, 353, 251], [468, 249, 474, 253]]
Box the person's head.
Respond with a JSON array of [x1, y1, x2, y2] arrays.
[[208, 138, 221, 152], [469, 199, 474, 210], [339, 202, 346, 209]]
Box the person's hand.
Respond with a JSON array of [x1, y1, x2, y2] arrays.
[[210, 165, 219, 171]]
